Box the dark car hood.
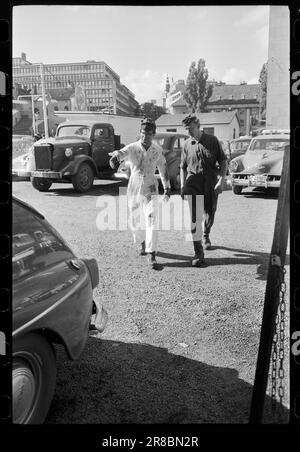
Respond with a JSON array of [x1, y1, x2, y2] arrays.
[[35, 136, 90, 145], [54, 136, 91, 144], [240, 149, 284, 175]]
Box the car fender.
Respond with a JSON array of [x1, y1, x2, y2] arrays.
[[229, 155, 244, 173], [62, 155, 98, 176], [13, 265, 93, 360]]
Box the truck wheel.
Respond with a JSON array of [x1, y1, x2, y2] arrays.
[[232, 185, 243, 195], [72, 163, 94, 193], [31, 177, 52, 192]]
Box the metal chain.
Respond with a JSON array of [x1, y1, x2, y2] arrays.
[[271, 265, 286, 412]]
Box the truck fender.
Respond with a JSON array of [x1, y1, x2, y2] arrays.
[[63, 155, 98, 176]]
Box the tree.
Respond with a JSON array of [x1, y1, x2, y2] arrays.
[[137, 102, 166, 121], [259, 62, 268, 119], [15, 84, 32, 97], [184, 59, 213, 113]]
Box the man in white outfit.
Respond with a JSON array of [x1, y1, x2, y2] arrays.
[[109, 118, 171, 269]]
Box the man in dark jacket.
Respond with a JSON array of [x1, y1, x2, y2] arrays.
[[180, 114, 228, 266]]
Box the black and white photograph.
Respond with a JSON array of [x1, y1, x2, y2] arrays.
[[11, 4, 290, 427]]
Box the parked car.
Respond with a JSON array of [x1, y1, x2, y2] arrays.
[[12, 135, 36, 181], [13, 121, 128, 193], [12, 152, 31, 181], [229, 136, 252, 160], [229, 131, 290, 195], [12, 197, 107, 424], [115, 132, 189, 191]]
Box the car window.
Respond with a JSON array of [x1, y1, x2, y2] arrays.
[[94, 127, 110, 139], [57, 126, 91, 137], [13, 202, 73, 280], [236, 140, 250, 150], [153, 137, 165, 147], [249, 138, 289, 151]]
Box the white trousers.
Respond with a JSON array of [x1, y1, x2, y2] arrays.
[[129, 195, 159, 253], [186, 194, 204, 241]]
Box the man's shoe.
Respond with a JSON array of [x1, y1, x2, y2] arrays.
[[148, 252, 158, 269], [192, 241, 205, 267], [139, 241, 146, 255], [203, 236, 212, 250]]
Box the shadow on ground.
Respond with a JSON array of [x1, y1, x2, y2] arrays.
[[43, 181, 125, 197], [241, 187, 279, 200], [157, 247, 289, 281], [47, 339, 289, 424]]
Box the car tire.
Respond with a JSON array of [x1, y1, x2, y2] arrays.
[[72, 163, 94, 193], [13, 333, 56, 424], [232, 185, 243, 195], [31, 177, 52, 192]]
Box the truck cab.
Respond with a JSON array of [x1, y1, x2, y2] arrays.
[[27, 121, 122, 193]]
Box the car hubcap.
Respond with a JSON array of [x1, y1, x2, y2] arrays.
[[80, 168, 89, 187], [13, 357, 39, 424]]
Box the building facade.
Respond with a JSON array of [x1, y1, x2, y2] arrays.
[[162, 76, 261, 136], [13, 53, 139, 116], [205, 82, 261, 136]]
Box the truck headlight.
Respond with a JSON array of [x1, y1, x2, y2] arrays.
[[65, 148, 73, 157]]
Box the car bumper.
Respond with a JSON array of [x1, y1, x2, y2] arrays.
[[231, 174, 280, 188], [31, 171, 63, 179], [12, 169, 31, 178]]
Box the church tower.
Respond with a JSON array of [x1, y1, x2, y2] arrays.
[[165, 74, 170, 95], [162, 74, 170, 109]]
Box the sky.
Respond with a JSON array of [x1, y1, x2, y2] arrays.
[[13, 5, 270, 105]]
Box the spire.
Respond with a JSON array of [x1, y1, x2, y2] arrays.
[[165, 74, 170, 94]]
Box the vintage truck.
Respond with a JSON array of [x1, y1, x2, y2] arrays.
[[22, 121, 125, 192]]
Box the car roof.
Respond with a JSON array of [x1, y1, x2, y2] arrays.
[[252, 134, 290, 140], [58, 121, 113, 127], [154, 132, 189, 139]]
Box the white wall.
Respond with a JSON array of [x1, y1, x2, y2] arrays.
[[266, 6, 290, 129], [157, 117, 239, 141]]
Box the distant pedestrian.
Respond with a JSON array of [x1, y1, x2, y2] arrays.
[[180, 114, 228, 266], [109, 118, 171, 269]]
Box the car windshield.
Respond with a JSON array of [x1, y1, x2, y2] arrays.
[[233, 140, 251, 150], [152, 137, 166, 147], [248, 138, 289, 151], [57, 125, 91, 137]]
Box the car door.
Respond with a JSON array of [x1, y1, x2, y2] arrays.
[[91, 125, 114, 169]]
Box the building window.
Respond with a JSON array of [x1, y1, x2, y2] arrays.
[[166, 128, 177, 132]]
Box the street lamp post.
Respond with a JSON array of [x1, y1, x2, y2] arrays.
[[40, 63, 49, 138]]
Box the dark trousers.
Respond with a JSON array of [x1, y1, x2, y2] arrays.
[[203, 187, 218, 238]]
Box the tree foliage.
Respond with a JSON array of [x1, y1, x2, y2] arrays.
[[135, 102, 166, 121], [259, 62, 268, 119], [184, 59, 213, 113], [15, 84, 32, 97]]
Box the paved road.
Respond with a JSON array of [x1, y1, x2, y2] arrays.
[[12, 180, 290, 424]]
